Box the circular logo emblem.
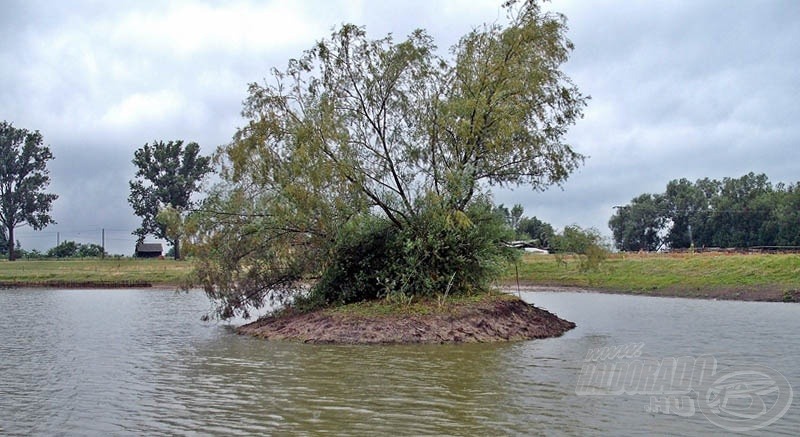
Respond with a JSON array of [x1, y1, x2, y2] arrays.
[[698, 365, 793, 432]]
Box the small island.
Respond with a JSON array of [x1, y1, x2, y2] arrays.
[[184, 1, 586, 340], [237, 292, 575, 344]]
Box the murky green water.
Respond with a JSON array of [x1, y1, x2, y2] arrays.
[[0, 288, 797, 435]]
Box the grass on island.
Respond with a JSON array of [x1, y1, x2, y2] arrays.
[[322, 289, 517, 318], [502, 252, 800, 299], [0, 258, 194, 286]]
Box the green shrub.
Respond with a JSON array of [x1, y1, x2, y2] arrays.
[[296, 196, 517, 312], [297, 216, 396, 309], [551, 225, 608, 272]]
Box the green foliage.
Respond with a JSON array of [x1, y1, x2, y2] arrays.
[[494, 204, 524, 233], [384, 198, 516, 298], [0, 121, 58, 261], [155, 205, 193, 258], [517, 216, 556, 247], [610, 173, 800, 251], [19, 248, 45, 259], [191, 0, 586, 319], [298, 215, 396, 309], [77, 243, 105, 258], [47, 241, 78, 258], [551, 225, 608, 272], [290, 196, 517, 313], [45, 241, 106, 258], [494, 203, 555, 247], [608, 194, 665, 251], [129, 140, 212, 259]]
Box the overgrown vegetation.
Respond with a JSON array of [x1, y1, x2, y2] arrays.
[[293, 198, 516, 311], [494, 204, 608, 272], [189, 0, 587, 319], [7, 240, 109, 259], [550, 225, 608, 272]]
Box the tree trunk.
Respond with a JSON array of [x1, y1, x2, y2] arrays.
[[8, 226, 15, 261], [173, 238, 180, 260]]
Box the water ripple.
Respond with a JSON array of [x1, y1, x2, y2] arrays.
[[0, 289, 798, 435]]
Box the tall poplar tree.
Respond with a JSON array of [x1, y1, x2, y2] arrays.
[[0, 121, 58, 261], [128, 140, 212, 259]]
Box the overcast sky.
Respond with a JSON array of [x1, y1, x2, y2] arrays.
[[2, 0, 798, 254]]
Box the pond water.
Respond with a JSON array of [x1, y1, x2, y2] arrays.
[[0, 288, 797, 435]]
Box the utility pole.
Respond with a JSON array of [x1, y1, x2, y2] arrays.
[[101, 228, 105, 259]]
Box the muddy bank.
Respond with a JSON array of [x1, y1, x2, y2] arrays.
[[237, 295, 575, 344], [0, 280, 152, 289], [507, 283, 800, 303]]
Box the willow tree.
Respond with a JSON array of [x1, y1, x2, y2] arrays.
[[193, 0, 587, 319]]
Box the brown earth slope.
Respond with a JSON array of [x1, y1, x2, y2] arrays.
[[237, 294, 575, 344]]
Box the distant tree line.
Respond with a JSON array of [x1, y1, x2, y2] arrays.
[[609, 173, 800, 251], [494, 204, 556, 248], [10, 240, 107, 259], [495, 203, 608, 270]]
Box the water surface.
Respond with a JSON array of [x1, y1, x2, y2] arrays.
[[0, 288, 797, 435]]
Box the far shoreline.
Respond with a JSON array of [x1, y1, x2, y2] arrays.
[[3, 279, 798, 303], [1, 254, 798, 303], [0, 280, 155, 289], [501, 282, 799, 303]]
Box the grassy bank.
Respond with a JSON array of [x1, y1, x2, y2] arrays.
[[2, 253, 799, 302], [0, 258, 193, 287], [503, 252, 800, 301]]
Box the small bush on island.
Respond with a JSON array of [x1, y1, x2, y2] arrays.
[[294, 196, 516, 312], [189, 0, 587, 320]]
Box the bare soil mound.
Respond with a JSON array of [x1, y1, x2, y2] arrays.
[[237, 294, 575, 344]]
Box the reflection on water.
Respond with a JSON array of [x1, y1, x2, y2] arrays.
[[0, 289, 797, 435]]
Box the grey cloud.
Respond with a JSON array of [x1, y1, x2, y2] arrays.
[[2, 0, 798, 251]]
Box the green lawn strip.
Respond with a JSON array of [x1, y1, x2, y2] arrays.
[[505, 253, 800, 296], [0, 259, 194, 286], [4, 253, 798, 299]]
